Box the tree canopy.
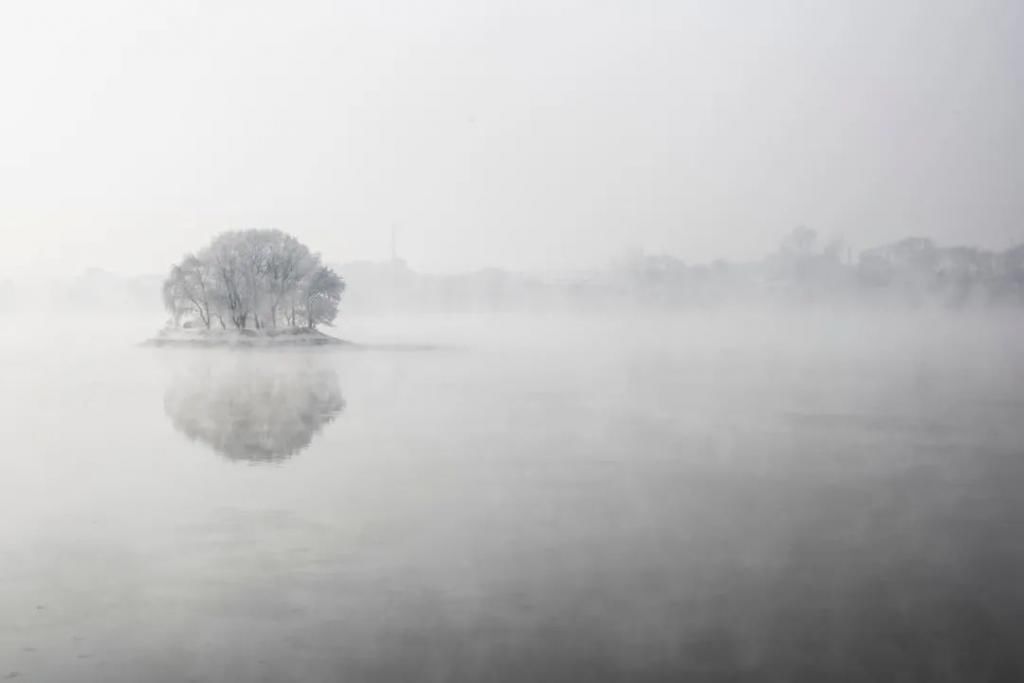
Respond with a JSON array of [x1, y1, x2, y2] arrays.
[[163, 230, 345, 330]]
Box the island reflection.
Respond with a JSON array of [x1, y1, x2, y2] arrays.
[[164, 353, 344, 463]]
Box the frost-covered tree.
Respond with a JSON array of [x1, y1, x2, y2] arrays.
[[163, 230, 345, 330], [301, 266, 345, 329], [162, 254, 217, 328]]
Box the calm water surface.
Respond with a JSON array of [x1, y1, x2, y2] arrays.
[[2, 312, 1023, 682]]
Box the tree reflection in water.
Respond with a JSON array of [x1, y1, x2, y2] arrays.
[[164, 353, 344, 462]]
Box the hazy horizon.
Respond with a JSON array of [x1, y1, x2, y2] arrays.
[[3, 0, 1022, 279], [4, 229, 1022, 285]]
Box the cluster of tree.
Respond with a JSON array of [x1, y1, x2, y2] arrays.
[[707, 228, 1020, 305], [858, 237, 1024, 305], [598, 229, 1024, 308], [329, 232, 1024, 314], [163, 230, 345, 330]]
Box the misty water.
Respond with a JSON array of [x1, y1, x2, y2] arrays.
[[2, 312, 1023, 682]]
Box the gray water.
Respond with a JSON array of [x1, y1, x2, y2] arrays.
[[2, 312, 1023, 682]]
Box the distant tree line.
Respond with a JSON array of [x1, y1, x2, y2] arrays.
[[756, 229, 1024, 306], [606, 228, 1024, 308], [856, 236, 1024, 305], [163, 230, 344, 329], [326, 231, 1024, 314]]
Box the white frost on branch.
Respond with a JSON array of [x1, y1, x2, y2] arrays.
[[163, 229, 345, 330]]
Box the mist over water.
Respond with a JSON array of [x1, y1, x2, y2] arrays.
[[3, 0, 1022, 677], [2, 310, 1023, 681]]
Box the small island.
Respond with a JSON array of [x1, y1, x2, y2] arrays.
[[149, 229, 348, 347]]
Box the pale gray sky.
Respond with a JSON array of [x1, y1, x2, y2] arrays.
[[1, 0, 1022, 277]]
